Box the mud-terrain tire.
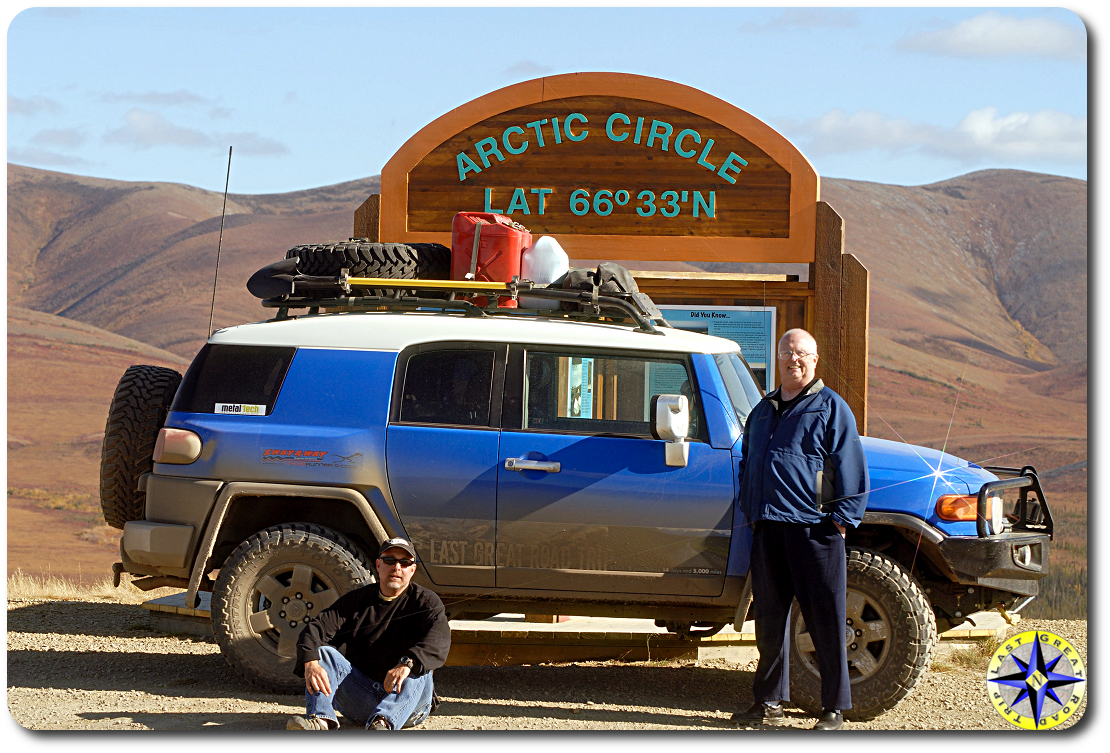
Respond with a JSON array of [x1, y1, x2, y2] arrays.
[[788, 547, 938, 721], [212, 523, 375, 693], [99, 365, 183, 529], [285, 241, 450, 297]]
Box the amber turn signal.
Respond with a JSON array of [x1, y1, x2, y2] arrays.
[[936, 494, 991, 522], [153, 427, 202, 464]]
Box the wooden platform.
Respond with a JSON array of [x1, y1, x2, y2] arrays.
[[142, 593, 1010, 665]]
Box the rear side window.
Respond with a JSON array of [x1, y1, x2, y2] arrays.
[[399, 350, 495, 426], [523, 350, 704, 438], [173, 344, 296, 416]]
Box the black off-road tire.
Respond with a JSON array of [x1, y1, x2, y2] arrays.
[[788, 547, 939, 721], [285, 241, 450, 297], [99, 365, 183, 529], [212, 523, 375, 693]]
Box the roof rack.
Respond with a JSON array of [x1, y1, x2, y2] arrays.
[[247, 265, 671, 334]]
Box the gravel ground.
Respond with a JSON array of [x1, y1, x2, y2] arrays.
[[6, 598, 1087, 731]]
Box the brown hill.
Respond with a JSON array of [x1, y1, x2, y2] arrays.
[[815, 171, 1086, 510], [822, 170, 1086, 368], [7, 164, 380, 359], [6, 308, 190, 581], [7, 165, 1086, 596]]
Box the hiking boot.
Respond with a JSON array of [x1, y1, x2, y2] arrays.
[[812, 710, 843, 730], [367, 716, 392, 731], [287, 715, 331, 730], [731, 702, 785, 726]]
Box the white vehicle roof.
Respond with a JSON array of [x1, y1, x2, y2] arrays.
[[209, 311, 741, 355]]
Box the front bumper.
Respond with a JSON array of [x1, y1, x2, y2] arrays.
[[937, 532, 1050, 596]]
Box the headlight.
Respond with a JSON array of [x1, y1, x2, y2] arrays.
[[988, 493, 1004, 534], [936, 493, 1004, 533]]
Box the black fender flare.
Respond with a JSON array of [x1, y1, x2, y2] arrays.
[[184, 483, 389, 608]]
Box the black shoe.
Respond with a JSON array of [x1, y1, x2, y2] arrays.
[[812, 710, 843, 730], [367, 716, 392, 731], [731, 702, 785, 726]]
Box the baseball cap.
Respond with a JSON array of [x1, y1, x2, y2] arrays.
[[378, 537, 417, 560]]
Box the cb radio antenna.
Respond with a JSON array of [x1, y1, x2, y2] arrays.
[[208, 145, 233, 338]]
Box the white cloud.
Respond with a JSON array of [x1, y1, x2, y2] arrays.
[[212, 132, 290, 156], [209, 107, 233, 119], [741, 8, 858, 32], [8, 146, 92, 168], [9, 94, 61, 117], [504, 61, 552, 77], [953, 108, 1087, 162], [29, 128, 87, 149], [899, 11, 1085, 61], [787, 107, 1086, 166], [104, 109, 212, 149], [100, 89, 212, 106], [101, 109, 290, 156]]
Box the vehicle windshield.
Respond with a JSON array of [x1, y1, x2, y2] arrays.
[[714, 351, 765, 429]]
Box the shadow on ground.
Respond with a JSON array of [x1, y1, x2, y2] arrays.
[[11, 599, 764, 728]]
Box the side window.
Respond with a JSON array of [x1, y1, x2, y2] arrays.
[[400, 350, 495, 426], [523, 351, 702, 438], [172, 344, 296, 415]]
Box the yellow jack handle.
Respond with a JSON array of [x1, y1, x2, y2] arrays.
[[345, 277, 516, 291]]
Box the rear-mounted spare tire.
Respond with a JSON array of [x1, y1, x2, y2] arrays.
[[99, 365, 183, 529], [285, 241, 450, 298]]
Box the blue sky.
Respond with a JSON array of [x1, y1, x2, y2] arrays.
[[5, 6, 1089, 194]]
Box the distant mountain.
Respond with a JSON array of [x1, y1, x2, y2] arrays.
[[7, 164, 379, 357], [6, 163, 1086, 450], [6, 164, 1087, 605], [823, 170, 1086, 367]]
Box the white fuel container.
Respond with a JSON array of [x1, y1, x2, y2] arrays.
[[519, 236, 570, 310]]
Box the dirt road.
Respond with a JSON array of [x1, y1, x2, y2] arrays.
[[7, 597, 1087, 731]]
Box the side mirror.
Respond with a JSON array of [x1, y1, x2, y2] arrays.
[[650, 394, 690, 467]]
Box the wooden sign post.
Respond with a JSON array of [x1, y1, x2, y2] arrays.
[[356, 73, 868, 432]]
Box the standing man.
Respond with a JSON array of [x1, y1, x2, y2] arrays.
[[732, 329, 869, 731], [287, 538, 451, 731]]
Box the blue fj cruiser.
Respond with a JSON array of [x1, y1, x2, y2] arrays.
[[100, 243, 1053, 720]]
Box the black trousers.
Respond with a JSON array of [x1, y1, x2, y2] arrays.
[[750, 519, 851, 711]]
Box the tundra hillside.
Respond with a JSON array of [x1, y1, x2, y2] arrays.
[[6, 165, 1086, 618]]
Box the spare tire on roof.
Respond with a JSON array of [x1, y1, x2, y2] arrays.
[[285, 241, 450, 297], [100, 364, 183, 529]]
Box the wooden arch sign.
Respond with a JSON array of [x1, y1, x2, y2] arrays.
[[379, 72, 820, 263]]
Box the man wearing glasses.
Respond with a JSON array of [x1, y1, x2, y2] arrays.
[[732, 329, 869, 731], [287, 538, 451, 731]]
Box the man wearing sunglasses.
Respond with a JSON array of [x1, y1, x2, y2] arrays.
[[731, 329, 869, 731], [287, 537, 451, 731]]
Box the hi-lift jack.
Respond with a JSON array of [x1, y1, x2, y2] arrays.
[[246, 257, 670, 334]]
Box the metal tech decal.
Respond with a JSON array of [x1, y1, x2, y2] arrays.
[[261, 449, 361, 468], [216, 403, 267, 415]]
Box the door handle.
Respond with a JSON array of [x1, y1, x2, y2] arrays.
[[505, 458, 561, 473]]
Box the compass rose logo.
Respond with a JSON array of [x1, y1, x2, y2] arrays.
[[986, 630, 1086, 729]]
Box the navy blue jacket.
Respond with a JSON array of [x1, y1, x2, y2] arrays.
[[738, 379, 869, 528]]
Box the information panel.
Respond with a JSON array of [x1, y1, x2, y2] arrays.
[[566, 357, 594, 419], [657, 305, 777, 392]]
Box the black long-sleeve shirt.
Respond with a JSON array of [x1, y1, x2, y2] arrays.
[[294, 583, 451, 683]]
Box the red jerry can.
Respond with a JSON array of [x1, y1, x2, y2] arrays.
[[450, 212, 532, 308]]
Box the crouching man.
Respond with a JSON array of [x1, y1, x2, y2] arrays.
[[287, 538, 451, 731]]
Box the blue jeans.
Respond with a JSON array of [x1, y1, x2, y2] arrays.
[[305, 646, 435, 730]]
